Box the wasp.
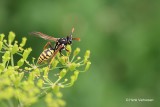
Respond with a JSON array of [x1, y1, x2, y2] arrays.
[[30, 28, 80, 66]]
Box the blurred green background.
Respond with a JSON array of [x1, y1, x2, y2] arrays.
[[0, 0, 160, 107]]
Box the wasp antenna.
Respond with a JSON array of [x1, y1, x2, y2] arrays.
[[72, 27, 74, 33], [72, 37, 81, 41]]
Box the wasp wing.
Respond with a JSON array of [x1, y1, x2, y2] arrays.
[[30, 32, 59, 42], [49, 45, 63, 65]]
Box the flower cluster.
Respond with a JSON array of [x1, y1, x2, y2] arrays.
[[0, 32, 91, 107]]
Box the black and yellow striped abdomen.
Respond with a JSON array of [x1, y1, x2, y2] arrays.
[[37, 48, 54, 64]]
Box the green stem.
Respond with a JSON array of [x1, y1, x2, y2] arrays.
[[11, 54, 14, 66], [49, 66, 67, 71], [8, 99, 14, 107], [38, 88, 52, 99], [16, 52, 23, 56], [37, 77, 61, 99], [6, 61, 10, 68], [0, 51, 5, 53], [71, 56, 75, 62], [3, 42, 9, 49], [25, 60, 33, 68], [0, 101, 8, 107]]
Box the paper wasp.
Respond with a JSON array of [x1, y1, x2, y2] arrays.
[[30, 28, 80, 66]]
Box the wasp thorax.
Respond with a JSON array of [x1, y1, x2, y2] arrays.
[[67, 35, 72, 45]]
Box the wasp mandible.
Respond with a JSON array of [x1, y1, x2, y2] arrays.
[[30, 28, 80, 66]]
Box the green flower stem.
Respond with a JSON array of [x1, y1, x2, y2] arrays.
[[38, 88, 52, 99], [8, 100, 14, 107], [11, 54, 14, 66], [61, 84, 71, 88], [3, 41, 9, 48], [0, 51, 5, 53], [16, 53, 34, 67], [49, 66, 67, 71], [6, 61, 10, 68], [38, 77, 61, 99], [70, 56, 75, 62], [25, 60, 34, 68], [36, 63, 48, 68], [16, 52, 23, 56], [2, 44, 8, 50], [0, 101, 8, 107]]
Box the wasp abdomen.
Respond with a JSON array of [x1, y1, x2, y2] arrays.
[[37, 48, 54, 64]]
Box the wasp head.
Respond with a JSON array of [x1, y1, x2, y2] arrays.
[[67, 35, 72, 45]]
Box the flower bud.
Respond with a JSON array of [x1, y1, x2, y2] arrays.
[[53, 85, 59, 93], [56, 92, 63, 98], [23, 48, 32, 60], [64, 78, 68, 82], [2, 51, 10, 62], [73, 48, 80, 56], [28, 72, 34, 81], [3, 39, 7, 44], [77, 56, 81, 60], [37, 79, 43, 88], [17, 58, 24, 67], [19, 72, 24, 80], [76, 63, 80, 67], [59, 56, 68, 65], [84, 61, 91, 71], [74, 70, 79, 81], [0, 41, 3, 50], [0, 33, 5, 41], [51, 59, 59, 69], [0, 63, 5, 73], [20, 37, 27, 47], [33, 68, 40, 77], [68, 62, 77, 71], [15, 72, 24, 86], [70, 75, 76, 85], [11, 42, 19, 54], [24, 67, 31, 71], [43, 67, 49, 78], [14, 66, 19, 69], [66, 45, 71, 55], [84, 50, 90, 59], [8, 31, 15, 45], [45, 93, 52, 104], [59, 69, 67, 78], [4, 87, 14, 100], [57, 99, 66, 106]]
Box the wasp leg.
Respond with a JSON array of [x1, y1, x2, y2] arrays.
[[59, 49, 64, 56], [48, 45, 63, 68], [65, 48, 70, 53], [43, 42, 54, 50]]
